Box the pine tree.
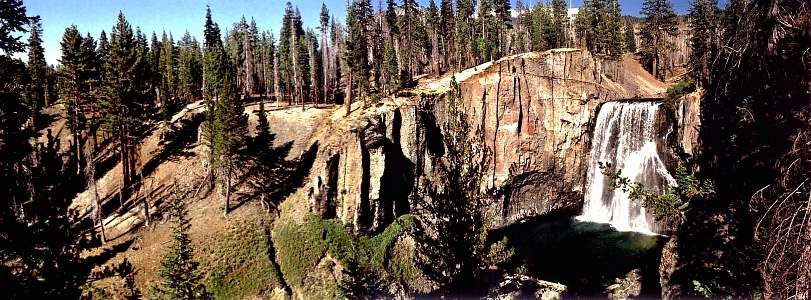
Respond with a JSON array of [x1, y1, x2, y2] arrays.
[[639, 0, 678, 79], [259, 31, 276, 101], [345, 0, 372, 113], [27, 17, 47, 122], [152, 193, 210, 300], [278, 2, 294, 105], [551, 0, 568, 48], [319, 3, 331, 103], [211, 71, 246, 215], [574, 0, 594, 48], [455, 0, 474, 70], [399, 0, 419, 77], [603, 0, 624, 56], [100, 12, 147, 207], [59, 25, 88, 175], [243, 18, 258, 97], [292, 7, 310, 109], [2, 3, 89, 296], [493, 0, 512, 57], [178, 31, 203, 102], [383, 0, 399, 93], [149, 32, 162, 106], [439, 0, 455, 72], [426, 0, 440, 76], [687, 0, 719, 86], [160, 31, 178, 120], [625, 20, 637, 53]]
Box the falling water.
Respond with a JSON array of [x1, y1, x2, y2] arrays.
[[578, 101, 676, 234]]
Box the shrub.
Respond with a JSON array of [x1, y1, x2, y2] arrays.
[[201, 220, 283, 299], [666, 79, 696, 99], [273, 213, 418, 296]]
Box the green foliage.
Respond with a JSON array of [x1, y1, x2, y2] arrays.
[[666, 79, 696, 99], [638, 0, 678, 78], [27, 17, 47, 121], [575, 0, 623, 57], [691, 280, 719, 298], [601, 163, 715, 225], [485, 237, 515, 267], [346, 0, 372, 103], [273, 214, 418, 295], [201, 220, 283, 299], [624, 21, 636, 53], [687, 0, 720, 86], [151, 194, 210, 300]]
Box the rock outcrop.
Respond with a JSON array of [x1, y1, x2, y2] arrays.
[[306, 49, 670, 231]]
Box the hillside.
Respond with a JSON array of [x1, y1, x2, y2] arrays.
[[59, 48, 671, 299]]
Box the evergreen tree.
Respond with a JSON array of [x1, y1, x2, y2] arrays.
[[259, 31, 276, 101], [100, 12, 147, 206], [426, 0, 440, 75], [211, 71, 246, 215], [345, 0, 372, 113], [439, 0, 455, 71], [550, 0, 568, 48], [278, 2, 294, 105], [455, 0, 474, 70], [292, 7, 310, 109], [603, 0, 624, 56], [160, 31, 178, 120], [151, 193, 210, 300], [383, 0, 399, 92], [28, 17, 47, 121], [1, 3, 90, 296], [625, 20, 636, 53], [639, 0, 678, 79], [687, 0, 719, 86], [149, 31, 161, 106], [319, 3, 331, 102], [529, 2, 556, 51], [574, 0, 594, 48], [59, 25, 89, 175], [243, 18, 258, 97], [178, 31, 203, 102]]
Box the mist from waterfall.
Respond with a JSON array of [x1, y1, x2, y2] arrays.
[[578, 101, 676, 234]]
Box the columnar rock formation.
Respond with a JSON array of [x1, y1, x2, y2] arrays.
[[305, 49, 675, 231]]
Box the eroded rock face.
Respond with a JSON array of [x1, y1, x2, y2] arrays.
[[674, 92, 701, 157], [307, 49, 674, 231]]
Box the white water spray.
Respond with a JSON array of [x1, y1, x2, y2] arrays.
[[578, 102, 676, 234]]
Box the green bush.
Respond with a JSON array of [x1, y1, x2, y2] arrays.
[[666, 79, 696, 99], [601, 163, 715, 224], [273, 216, 328, 288], [201, 220, 284, 299], [273, 214, 419, 294], [274, 214, 418, 296]]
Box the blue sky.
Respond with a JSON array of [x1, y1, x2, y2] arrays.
[[22, 0, 703, 65]]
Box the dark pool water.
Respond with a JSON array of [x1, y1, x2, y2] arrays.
[[492, 214, 668, 297]]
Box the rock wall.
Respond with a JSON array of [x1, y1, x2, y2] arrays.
[[306, 49, 671, 231], [674, 92, 701, 157]]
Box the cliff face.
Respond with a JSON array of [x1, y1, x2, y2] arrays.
[[306, 49, 669, 232]]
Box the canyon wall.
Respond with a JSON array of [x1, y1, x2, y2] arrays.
[[306, 49, 673, 231]]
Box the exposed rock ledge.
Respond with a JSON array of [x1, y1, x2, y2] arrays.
[[304, 49, 674, 232]]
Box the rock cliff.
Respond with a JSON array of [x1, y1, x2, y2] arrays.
[[304, 49, 670, 232]]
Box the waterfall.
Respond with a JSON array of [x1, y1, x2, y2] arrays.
[[578, 101, 676, 234]]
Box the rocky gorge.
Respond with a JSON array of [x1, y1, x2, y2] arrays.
[[269, 48, 704, 297], [302, 49, 695, 232]]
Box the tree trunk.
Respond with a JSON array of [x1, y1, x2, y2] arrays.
[[345, 71, 353, 117], [119, 129, 128, 211], [141, 173, 151, 227], [224, 163, 231, 216], [86, 141, 106, 244]]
